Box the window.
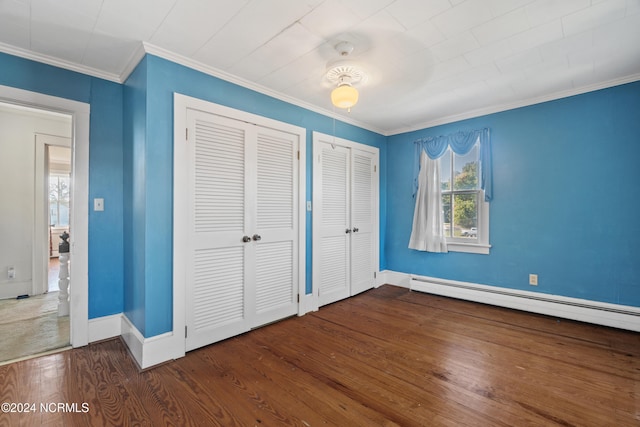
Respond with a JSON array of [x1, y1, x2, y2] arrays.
[[410, 128, 491, 255], [49, 173, 70, 227], [439, 142, 490, 254]]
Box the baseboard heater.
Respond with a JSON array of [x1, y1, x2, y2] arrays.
[[409, 275, 640, 333]]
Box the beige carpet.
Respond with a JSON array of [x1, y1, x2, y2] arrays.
[[0, 292, 70, 364]]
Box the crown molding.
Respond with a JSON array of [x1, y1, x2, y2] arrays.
[[0, 42, 121, 83], [2, 40, 638, 137], [139, 42, 386, 135], [118, 42, 147, 83], [387, 73, 640, 136]]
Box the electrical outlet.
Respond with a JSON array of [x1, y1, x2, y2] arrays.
[[529, 274, 538, 286], [7, 267, 15, 279]]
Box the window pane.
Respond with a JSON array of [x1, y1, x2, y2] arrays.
[[49, 175, 70, 227], [454, 193, 477, 239], [440, 149, 451, 191], [454, 144, 478, 191], [442, 193, 451, 238]]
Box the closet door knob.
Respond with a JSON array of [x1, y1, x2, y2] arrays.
[[252, 234, 262, 241], [242, 235, 251, 243], [352, 227, 359, 233], [345, 228, 351, 234]]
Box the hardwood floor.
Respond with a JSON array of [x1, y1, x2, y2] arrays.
[[0, 285, 638, 426]]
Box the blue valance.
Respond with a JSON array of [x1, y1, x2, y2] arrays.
[[413, 128, 492, 201]]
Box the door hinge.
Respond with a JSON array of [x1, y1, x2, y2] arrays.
[[374, 271, 377, 279], [297, 294, 300, 303], [185, 326, 188, 338], [374, 165, 377, 172], [297, 150, 300, 160], [185, 128, 188, 141]]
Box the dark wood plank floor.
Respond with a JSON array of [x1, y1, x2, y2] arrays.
[[1, 285, 638, 426]]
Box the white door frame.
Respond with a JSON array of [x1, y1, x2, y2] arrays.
[[174, 93, 306, 357], [34, 134, 72, 296], [311, 131, 380, 311], [0, 84, 90, 348]]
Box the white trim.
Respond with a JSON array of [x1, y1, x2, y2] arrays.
[[388, 74, 640, 135], [88, 313, 122, 343], [3, 40, 639, 137], [0, 42, 120, 83], [142, 43, 385, 135], [446, 242, 491, 255], [0, 281, 31, 300], [381, 270, 640, 333], [118, 43, 147, 84], [120, 314, 183, 370], [4, 41, 639, 137], [120, 315, 143, 368], [299, 293, 317, 315], [0, 85, 90, 348], [297, 127, 307, 317], [378, 270, 411, 289]]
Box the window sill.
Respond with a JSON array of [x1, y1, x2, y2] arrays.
[[446, 242, 491, 255]]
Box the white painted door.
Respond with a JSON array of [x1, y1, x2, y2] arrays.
[[349, 148, 377, 295], [252, 126, 299, 326], [185, 109, 299, 352], [313, 133, 379, 307], [186, 111, 249, 351], [317, 143, 351, 307]]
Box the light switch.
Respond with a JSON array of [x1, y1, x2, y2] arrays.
[[94, 198, 104, 211]]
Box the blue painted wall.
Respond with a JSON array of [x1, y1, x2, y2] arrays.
[[123, 57, 148, 333], [386, 81, 640, 307], [87, 79, 124, 318], [0, 52, 125, 318], [124, 54, 387, 337], [6, 48, 636, 341]]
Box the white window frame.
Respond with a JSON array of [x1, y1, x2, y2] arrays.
[[440, 146, 491, 255]]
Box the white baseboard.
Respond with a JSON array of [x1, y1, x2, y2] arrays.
[[379, 270, 411, 288], [0, 281, 31, 300], [382, 270, 640, 333], [120, 315, 185, 369], [88, 314, 122, 343], [299, 292, 317, 314]]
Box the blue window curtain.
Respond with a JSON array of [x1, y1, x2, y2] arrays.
[[412, 127, 492, 202]]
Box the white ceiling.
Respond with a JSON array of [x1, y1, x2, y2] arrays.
[[1, 0, 639, 135]]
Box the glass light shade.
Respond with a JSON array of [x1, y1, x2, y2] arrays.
[[331, 84, 359, 109]]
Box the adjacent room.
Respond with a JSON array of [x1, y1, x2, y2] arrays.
[[0, 1, 638, 425]]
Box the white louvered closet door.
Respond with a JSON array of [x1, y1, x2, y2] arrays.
[[186, 111, 251, 351], [313, 133, 379, 308], [317, 142, 351, 307], [185, 109, 300, 352], [350, 148, 376, 295], [251, 126, 299, 326]]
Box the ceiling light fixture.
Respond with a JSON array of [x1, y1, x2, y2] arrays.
[[331, 76, 358, 110], [326, 42, 366, 112]]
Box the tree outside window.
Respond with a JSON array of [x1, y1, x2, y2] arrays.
[[50, 174, 70, 227], [441, 145, 479, 239]]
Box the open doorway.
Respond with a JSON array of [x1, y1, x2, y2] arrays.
[[0, 103, 72, 363], [0, 84, 90, 352], [47, 144, 72, 293], [34, 136, 72, 297]]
